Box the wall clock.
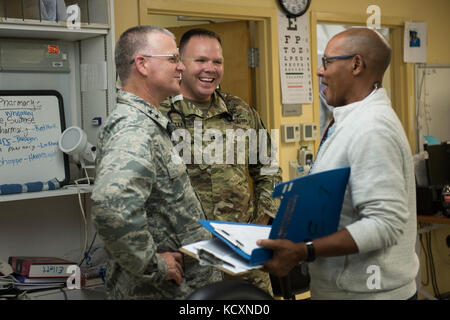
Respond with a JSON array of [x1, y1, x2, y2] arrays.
[[278, 0, 311, 18]]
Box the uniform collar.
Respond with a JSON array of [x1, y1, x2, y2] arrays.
[[117, 90, 169, 129], [175, 91, 231, 119]]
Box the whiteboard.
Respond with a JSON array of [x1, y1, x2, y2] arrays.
[[416, 65, 450, 145], [0, 90, 69, 185]]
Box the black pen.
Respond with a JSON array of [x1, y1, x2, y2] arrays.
[[218, 228, 245, 248], [235, 239, 245, 248], [218, 228, 231, 236]]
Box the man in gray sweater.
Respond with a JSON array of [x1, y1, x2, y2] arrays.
[[258, 28, 419, 299]]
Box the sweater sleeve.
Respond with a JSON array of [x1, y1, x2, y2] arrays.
[[344, 127, 410, 254]]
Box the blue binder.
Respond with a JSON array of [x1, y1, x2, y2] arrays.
[[199, 167, 351, 266]]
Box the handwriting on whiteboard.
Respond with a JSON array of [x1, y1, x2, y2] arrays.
[[0, 97, 59, 168]]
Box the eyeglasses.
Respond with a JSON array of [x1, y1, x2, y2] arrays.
[[321, 54, 357, 70], [130, 54, 181, 65]]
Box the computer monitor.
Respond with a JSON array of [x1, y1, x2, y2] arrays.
[[424, 142, 450, 188]]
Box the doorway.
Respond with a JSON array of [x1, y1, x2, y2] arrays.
[[316, 24, 391, 96], [138, 0, 280, 132], [316, 24, 392, 134], [141, 14, 256, 109], [310, 11, 415, 150], [166, 19, 254, 107], [316, 23, 392, 139]]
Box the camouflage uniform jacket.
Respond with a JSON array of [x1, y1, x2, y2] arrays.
[[160, 91, 282, 223], [91, 90, 221, 299]]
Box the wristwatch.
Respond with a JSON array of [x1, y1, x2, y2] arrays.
[[305, 241, 315, 262]]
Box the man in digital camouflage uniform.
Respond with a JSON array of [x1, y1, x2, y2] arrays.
[[91, 26, 222, 299], [160, 28, 282, 295]]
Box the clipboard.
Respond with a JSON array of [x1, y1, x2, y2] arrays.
[[198, 220, 272, 265], [180, 167, 351, 275]]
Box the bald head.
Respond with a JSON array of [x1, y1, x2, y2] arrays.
[[319, 28, 392, 106], [332, 28, 391, 79]]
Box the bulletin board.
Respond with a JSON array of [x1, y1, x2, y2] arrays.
[[0, 90, 69, 186], [416, 65, 450, 143]]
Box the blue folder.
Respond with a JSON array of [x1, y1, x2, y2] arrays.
[[199, 167, 351, 266]]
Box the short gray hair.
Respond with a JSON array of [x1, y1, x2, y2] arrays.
[[115, 26, 175, 84]]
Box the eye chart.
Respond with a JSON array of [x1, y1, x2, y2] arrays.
[[278, 10, 313, 105]]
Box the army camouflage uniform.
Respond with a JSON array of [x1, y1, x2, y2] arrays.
[[91, 90, 222, 300], [160, 90, 282, 295]]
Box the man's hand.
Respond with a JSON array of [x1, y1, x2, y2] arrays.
[[258, 229, 358, 277], [159, 252, 184, 285], [257, 239, 306, 277]]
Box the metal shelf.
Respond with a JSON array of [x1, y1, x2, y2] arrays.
[[0, 185, 92, 203], [0, 20, 108, 41]]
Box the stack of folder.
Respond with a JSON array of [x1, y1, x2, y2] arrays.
[[181, 167, 351, 275], [7, 256, 76, 290]]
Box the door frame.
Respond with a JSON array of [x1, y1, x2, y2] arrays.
[[139, 0, 281, 132], [310, 11, 416, 151]]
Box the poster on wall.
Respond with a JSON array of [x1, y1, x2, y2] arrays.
[[277, 10, 313, 104], [404, 22, 427, 63]]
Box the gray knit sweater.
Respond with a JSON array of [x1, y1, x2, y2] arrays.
[[309, 88, 419, 300]]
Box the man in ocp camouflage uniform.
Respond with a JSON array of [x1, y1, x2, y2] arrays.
[[91, 26, 222, 299], [160, 29, 282, 295]]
